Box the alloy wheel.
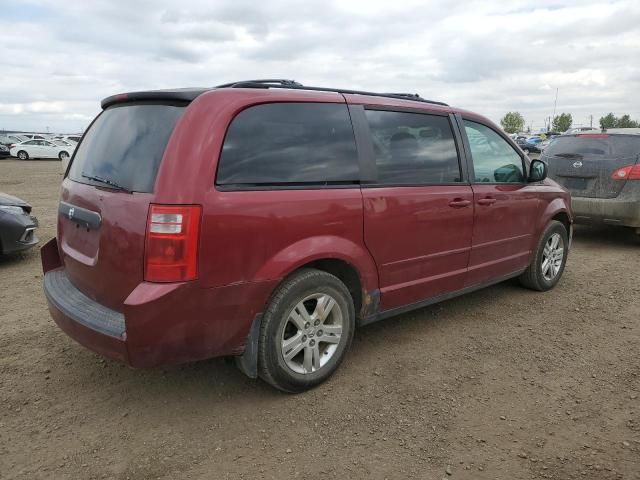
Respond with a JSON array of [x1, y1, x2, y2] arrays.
[[541, 232, 564, 281], [280, 293, 343, 374]]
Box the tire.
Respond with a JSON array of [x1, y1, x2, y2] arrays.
[[524, 148, 530, 155], [258, 268, 355, 393], [17, 151, 28, 160], [519, 220, 569, 291], [58, 151, 69, 161]]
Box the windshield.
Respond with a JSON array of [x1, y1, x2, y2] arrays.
[[68, 104, 185, 192]]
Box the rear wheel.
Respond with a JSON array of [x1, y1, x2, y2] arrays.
[[58, 151, 69, 161], [258, 269, 355, 393], [519, 220, 568, 291], [17, 150, 28, 160]]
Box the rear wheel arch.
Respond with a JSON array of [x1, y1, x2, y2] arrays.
[[252, 236, 379, 314], [289, 258, 363, 320]]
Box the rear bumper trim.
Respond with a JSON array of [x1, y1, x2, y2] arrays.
[[572, 196, 640, 227], [43, 269, 125, 338]]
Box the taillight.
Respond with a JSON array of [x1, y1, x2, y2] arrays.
[[611, 165, 640, 181], [577, 134, 609, 138], [144, 204, 202, 282]]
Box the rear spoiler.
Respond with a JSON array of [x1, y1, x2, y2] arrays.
[[101, 88, 209, 109]]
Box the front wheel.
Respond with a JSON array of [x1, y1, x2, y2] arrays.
[[258, 269, 355, 393], [58, 151, 69, 161], [17, 150, 29, 160], [519, 220, 569, 291]]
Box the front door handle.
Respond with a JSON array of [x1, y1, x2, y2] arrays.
[[448, 199, 472, 208], [477, 197, 497, 206]]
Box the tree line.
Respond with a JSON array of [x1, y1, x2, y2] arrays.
[[499, 112, 639, 134]]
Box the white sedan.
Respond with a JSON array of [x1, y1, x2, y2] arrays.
[[10, 139, 76, 161]]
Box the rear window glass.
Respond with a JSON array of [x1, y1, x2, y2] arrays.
[[610, 136, 640, 158], [68, 104, 185, 192], [544, 135, 640, 159], [544, 136, 610, 157], [216, 103, 359, 186]]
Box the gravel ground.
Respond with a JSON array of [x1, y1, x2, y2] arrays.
[[1, 159, 639, 480]]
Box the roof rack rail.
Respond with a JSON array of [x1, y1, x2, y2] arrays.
[[215, 79, 303, 89], [214, 80, 448, 107], [383, 93, 424, 101]]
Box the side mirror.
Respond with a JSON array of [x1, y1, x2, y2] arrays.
[[528, 159, 548, 182]]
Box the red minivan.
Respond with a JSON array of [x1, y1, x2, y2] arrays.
[[42, 79, 572, 392]]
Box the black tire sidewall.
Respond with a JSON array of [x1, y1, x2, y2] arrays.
[[260, 271, 355, 392], [534, 222, 569, 290]]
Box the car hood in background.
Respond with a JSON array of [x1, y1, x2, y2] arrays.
[[0, 192, 31, 208]]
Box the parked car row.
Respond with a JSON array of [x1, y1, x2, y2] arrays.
[[0, 133, 81, 161], [9, 139, 76, 161]]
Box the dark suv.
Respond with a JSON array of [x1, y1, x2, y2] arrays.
[[41, 80, 573, 392], [544, 133, 640, 235]]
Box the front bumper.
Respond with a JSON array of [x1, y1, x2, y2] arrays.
[[572, 196, 640, 228], [0, 212, 39, 254]]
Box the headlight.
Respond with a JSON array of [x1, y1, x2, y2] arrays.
[[0, 205, 26, 216]]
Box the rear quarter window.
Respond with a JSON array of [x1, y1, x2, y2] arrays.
[[68, 104, 185, 193], [216, 103, 359, 187]]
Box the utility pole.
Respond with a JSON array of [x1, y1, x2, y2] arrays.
[[590, 115, 593, 128], [551, 88, 558, 132]]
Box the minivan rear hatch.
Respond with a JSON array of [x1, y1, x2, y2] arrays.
[[544, 134, 640, 198], [59, 102, 186, 311]]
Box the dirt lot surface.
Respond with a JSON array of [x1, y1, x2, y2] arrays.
[[1, 159, 639, 479]]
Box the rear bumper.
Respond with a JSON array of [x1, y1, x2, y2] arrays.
[[45, 271, 130, 363], [572, 196, 640, 228], [41, 238, 277, 368]]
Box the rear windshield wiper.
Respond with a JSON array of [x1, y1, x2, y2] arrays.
[[81, 172, 132, 193], [553, 153, 583, 158]]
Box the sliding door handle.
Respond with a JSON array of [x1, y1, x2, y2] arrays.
[[448, 199, 472, 208]]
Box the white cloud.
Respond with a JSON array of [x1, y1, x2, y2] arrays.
[[1, 0, 639, 132]]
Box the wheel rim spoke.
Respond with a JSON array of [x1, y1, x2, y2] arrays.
[[314, 295, 336, 323], [282, 333, 305, 361], [541, 258, 551, 276], [289, 302, 311, 330]]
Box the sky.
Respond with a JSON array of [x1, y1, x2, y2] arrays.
[[1, 0, 639, 133]]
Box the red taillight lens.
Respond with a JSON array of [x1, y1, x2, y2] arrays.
[[611, 165, 640, 181], [577, 134, 609, 138], [144, 204, 202, 282]]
